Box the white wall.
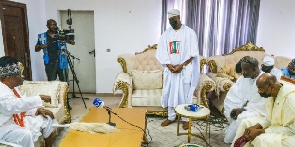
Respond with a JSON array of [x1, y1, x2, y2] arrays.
[[256, 0, 295, 58], [44, 0, 162, 93]]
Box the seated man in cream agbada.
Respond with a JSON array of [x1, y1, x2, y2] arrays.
[[232, 73, 295, 147], [0, 56, 57, 147]]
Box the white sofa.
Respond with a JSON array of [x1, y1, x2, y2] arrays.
[[207, 42, 291, 114], [113, 44, 215, 116]]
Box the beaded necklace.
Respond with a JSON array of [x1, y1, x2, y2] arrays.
[[3, 83, 26, 127], [12, 88, 26, 127]]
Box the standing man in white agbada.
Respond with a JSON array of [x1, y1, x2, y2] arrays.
[[223, 57, 267, 143], [260, 56, 282, 80], [156, 9, 200, 130], [0, 56, 57, 147]]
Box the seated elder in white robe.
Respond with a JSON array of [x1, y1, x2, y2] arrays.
[[231, 73, 295, 147], [224, 57, 267, 143], [0, 56, 56, 147]]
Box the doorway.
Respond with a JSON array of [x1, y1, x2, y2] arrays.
[[60, 11, 96, 93], [0, 1, 31, 80]]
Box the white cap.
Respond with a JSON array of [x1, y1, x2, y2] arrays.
[[168, 9, 180, 18], [262, 56, 274, 66]]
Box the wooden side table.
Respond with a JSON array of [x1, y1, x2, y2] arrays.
[[175, 104, 210, 146]]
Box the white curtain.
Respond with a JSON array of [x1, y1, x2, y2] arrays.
[[162, 0, 260, 57]]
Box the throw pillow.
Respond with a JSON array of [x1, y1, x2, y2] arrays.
[[131, 70, 162, 89], [18, 81, 60, 108]]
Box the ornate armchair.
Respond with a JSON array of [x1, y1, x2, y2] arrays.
[[113, 44, 215, 116], [207, 42, 291, 114], [0, 81, 71, 147]]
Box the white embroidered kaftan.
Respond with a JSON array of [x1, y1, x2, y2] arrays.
[[0, 82, 55, 147], [224, 72, 267, 143], [156, 24, 200, 108]]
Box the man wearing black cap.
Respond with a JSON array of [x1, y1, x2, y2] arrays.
[[155, 9, 200, 130]]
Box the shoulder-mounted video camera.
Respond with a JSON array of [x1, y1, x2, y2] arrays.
[[54, 9, 74, 42], [55, 28, 74, 41]]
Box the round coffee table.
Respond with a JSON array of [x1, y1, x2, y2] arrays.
[[175, 104, 210, 145]]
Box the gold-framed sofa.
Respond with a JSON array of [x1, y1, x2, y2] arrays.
[[207, 42, 291, 114], [113, 44, 215, 116]]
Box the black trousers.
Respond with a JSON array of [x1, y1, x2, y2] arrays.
[[45, 60, 69, 82]]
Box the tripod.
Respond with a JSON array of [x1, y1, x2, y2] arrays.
[[60, 41, 89, 109], [69, 54, 82, 99]]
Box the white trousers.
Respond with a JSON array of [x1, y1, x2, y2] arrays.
[[224, 110, 261, 143], [0, 115, 56, 147]]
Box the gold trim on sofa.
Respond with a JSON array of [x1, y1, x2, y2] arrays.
[[208, 42, 265, 73], [200, 83, 213, 108], [114, 81, 129, 108], [146, 111, 168, 116], [200, 59, 206, 72], [117, 57, 127, 73], [207, 60, 218, 73], [227, 42, 265, 55], [118, 44, 158, 73], [223, 83, 232, 91], [63, 86, 71, 123], [135, 44, 158, 55]]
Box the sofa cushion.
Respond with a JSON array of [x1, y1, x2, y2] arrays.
[[46, 104, 65, 124], [131, 70, 162, 90], [132, 89, 162, 106], [19, 81, 60, 108]]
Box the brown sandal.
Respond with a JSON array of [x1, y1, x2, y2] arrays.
[[161, 119, 175, 127]]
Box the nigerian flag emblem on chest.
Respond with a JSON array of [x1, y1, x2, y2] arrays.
[[169, 41, 181, 54]]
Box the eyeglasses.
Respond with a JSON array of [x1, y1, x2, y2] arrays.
[[242, 57, 256, 68]]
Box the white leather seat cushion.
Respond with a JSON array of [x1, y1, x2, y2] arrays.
[[132, 89, 162, 106]]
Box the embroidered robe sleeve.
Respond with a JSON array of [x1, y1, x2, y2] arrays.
[[156, 30, 171, 65], [265, 93, 295, 135]]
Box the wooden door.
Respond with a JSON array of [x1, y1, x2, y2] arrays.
[[0, 1, 31, 80]]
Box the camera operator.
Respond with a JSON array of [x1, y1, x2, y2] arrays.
[[35, 19, 75, 82]]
